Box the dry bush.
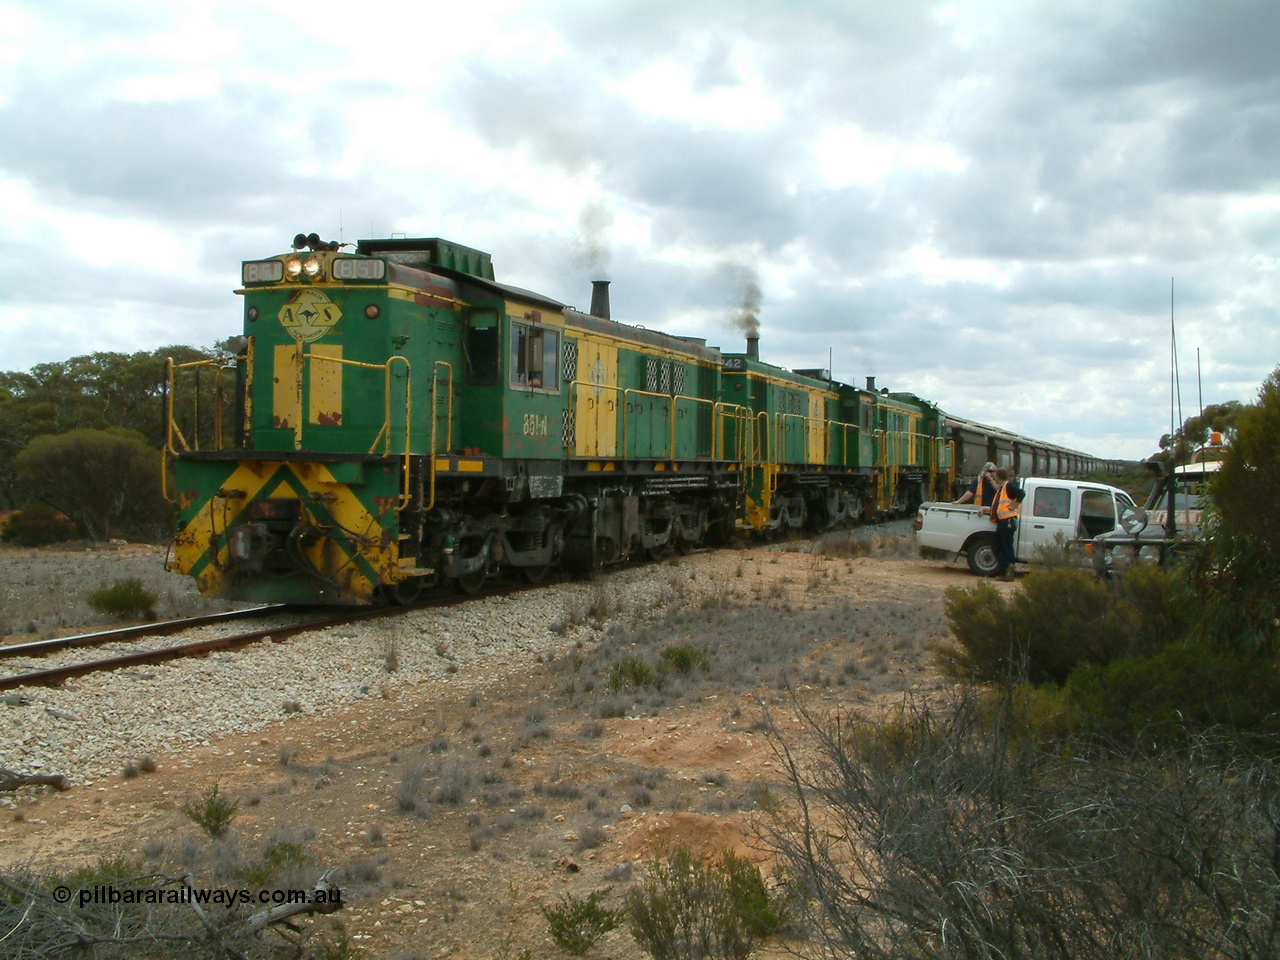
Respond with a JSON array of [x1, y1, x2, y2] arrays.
[[765, 691, 1280, 960], [627, 844, 787, 960]]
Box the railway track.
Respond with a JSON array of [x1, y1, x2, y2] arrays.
[[0, 606, 284, 662], [0, 521, 912, 693], [0, 583, 530, 692]]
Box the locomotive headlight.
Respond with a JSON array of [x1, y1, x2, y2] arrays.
[[303, 257, 323, 279], [365, 304, 380, 319], [285, 257, 303, 279]]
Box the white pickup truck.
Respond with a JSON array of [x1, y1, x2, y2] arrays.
[[914, 477, 1140, 576]]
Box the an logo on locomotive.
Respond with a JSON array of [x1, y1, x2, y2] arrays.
[[589, 357, 607, 397], [279, 289, 342, 343]]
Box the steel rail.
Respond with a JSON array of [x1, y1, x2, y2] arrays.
[[0, 606, 285, 661], [0, 583, 529, 692]]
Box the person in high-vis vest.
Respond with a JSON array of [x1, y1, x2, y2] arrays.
[[953, 461, 998, 505], [980, 467, 1025, 579]]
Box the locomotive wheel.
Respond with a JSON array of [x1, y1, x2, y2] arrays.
[[391, 577, 425, 605], [454, 569, 486, 594], [966, 534, 1001, 577], [521, 563, 551, 584]]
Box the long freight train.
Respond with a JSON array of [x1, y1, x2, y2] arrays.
[[164, 234, 1105, 604]]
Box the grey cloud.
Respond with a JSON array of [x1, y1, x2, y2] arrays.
[[0, 79, 347, 223]]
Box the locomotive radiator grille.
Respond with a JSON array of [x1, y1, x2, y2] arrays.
[[563, 340, 578, 383], [563, 340, 578, 448], [563, 407, 576, 448]]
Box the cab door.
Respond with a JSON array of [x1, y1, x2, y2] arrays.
[[572, 337, 618, 457], [1015, 483, 1076, 559]]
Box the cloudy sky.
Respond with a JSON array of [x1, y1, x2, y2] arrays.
[[2, 0, 1277, 459]]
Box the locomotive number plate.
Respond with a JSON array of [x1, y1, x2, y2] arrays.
[[522, 413, 550, 437]]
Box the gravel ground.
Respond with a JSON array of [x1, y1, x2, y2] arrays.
[[0, 561, 704, 784], [0, 520, 920, 786], [0, 543, 244, 638]]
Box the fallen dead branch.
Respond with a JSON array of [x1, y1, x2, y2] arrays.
[[0, 766, 69, 792]]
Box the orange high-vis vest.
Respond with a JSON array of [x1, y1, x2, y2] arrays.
[[992, 482, 1019, 521]]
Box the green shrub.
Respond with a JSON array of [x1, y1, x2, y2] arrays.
[[13, 427, 171, 542], [628, 844, 784, 960], [541, 888, 623, 955], [1066, 641, 1280, 744], [938, 566, 1185, 686], [86, 578, 157, 619], [608, 657, 657, 691], [182, 782, 238, 839], [0, 505, 82, 546], [237, 840, 310, 886], [1187, 532, 1280, 656], [660, 644, 710, 675], [61, 855, 147, 890], [718, 850, 789, 939]]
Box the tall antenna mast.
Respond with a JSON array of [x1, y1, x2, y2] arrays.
[[1167, 278, 1181, 537], [1197, 347, 1203, 418]]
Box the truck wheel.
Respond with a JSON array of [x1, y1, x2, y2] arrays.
[[966, 534, 1001, 577]]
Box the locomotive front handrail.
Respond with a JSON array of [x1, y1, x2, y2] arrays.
[[305, 352, 413, 507], [163, 356, 241, 501], [165, 357, 238, 454]]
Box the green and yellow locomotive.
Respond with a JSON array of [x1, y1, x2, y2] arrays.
[[165, 235, 743, 604]]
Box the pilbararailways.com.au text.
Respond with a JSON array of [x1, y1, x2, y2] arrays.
[[64, 884, 343, 910]]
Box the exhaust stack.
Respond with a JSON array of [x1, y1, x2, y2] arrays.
[[866, 376, 876, 392], [746, 336, 759, 360], [590, 281, 610, 320]]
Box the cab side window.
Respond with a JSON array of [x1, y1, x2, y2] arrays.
[[510, 322, 560, 391], [463, 311, 500, 384], [1032, 486, 1071, 519]]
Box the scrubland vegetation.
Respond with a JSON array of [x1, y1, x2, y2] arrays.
[[2, 368, 1277, 959], [763, 366, 1280, 960]]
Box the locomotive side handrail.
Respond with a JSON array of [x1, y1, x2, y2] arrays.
[[677, 394, 717, 460], [565, 379, 624, 457], [774, 411, 810, 466], [824, 419, 864, 468], [712, 402, 749, 462], [621, 387, 674, 459]]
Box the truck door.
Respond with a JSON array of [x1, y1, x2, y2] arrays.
[[1015, 483, 1075, 559], [1077, 488, 1118, 539]]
